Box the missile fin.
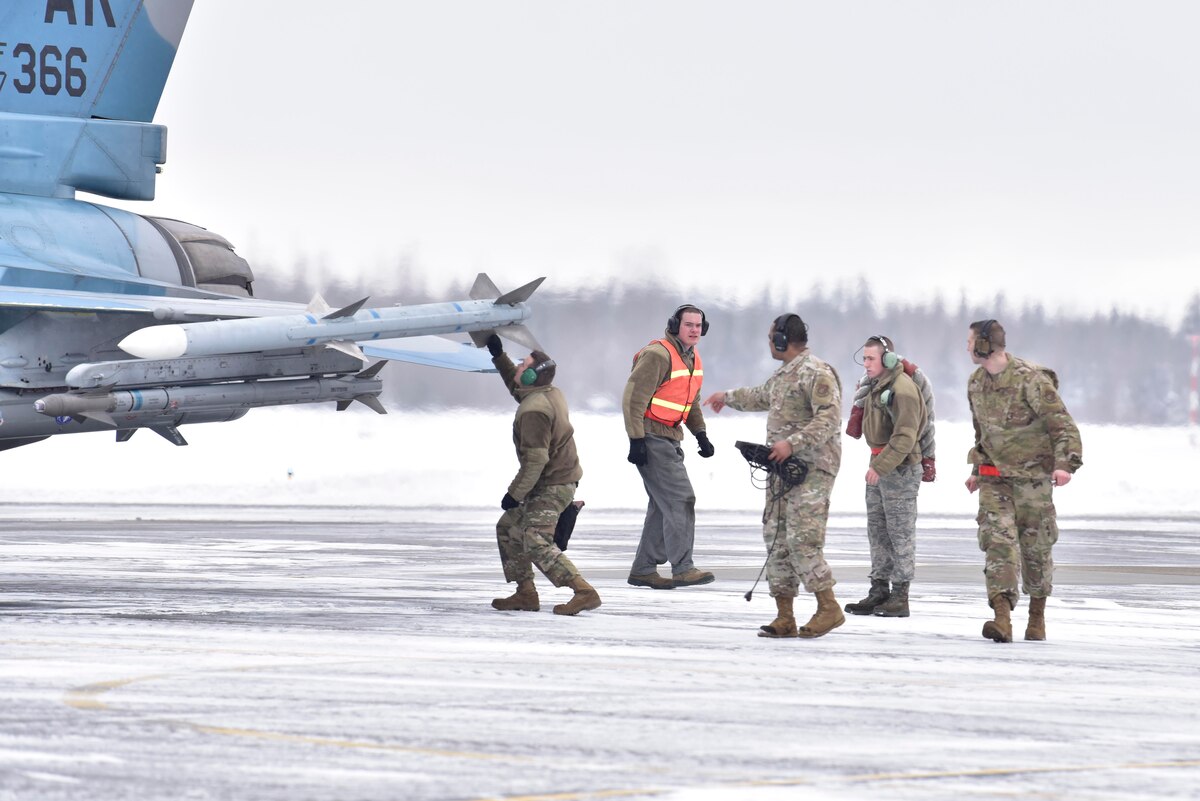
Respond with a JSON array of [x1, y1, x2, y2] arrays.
[[495, 277, 545, 305], [354, 394, 387, 415], [336, 400, 352, 412], [356, 360, 388, 380], [499, 324, 543, 353], [324, 340, 367, 364], [150, 425, 188, 446], [323, 297, 370, 320], [81, 410, 117, 427], [306, 293, 332, 316], [470, 273, 502, 300], [468, 329, 494, 349], [116, 429, 136, 443]]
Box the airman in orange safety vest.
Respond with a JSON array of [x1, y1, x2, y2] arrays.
[[622, 305, 716, 591]]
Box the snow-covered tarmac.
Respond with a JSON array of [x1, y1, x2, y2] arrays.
[[3, 409, 1199, 799], [3, 505, 1198, 801]]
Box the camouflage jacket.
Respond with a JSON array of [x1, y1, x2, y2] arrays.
[[724, 349, 842, 477], [495, 354, 583, 500], [622, 331, 706, 442], [863, 364, 927, 474], [967, 355, 1083, 479]]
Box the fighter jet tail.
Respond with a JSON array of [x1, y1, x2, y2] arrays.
[[0, 1, 196, 199]]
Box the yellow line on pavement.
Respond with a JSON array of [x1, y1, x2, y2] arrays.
[[477, 758, 1200, 801], [187, 724, 533, 762], [64, 670, 1200, 790], [64, 674, 170, 710], [63, 667, 535, 763]]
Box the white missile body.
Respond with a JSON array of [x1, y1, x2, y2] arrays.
[[119, 297, 534, 361]]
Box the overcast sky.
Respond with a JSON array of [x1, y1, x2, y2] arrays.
[[113, 1, 1200, 325]]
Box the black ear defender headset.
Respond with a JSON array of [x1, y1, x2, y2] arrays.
[[520, 357, 557, 386], [973, 319, 997, 358], [773, 313, 808, 352], [667, 305, 709, 336]]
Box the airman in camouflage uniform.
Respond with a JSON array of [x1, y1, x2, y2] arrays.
[[844, 335, 929, 619], [965, 320, 1082, 643], [704, 314, 845, 639], [486, 335, 601, 617]]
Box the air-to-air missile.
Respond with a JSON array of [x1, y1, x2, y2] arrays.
[[34, 364, 386, 433], [26, 274, 544, 446], [118, 277, 545, 361]]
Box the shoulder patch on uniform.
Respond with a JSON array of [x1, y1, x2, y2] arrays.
[[814, 380, 833, 400], [1042, 386, 1060, 405]]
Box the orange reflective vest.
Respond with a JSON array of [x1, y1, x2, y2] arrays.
[[637, 339, 703, 427]]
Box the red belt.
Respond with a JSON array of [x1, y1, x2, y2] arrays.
[[978, 465, 1001, 477], [870, 447, 884, 455]]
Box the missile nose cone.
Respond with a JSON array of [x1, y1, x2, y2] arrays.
[[32, 395, 68, 416], [119, 325, 188, 359]]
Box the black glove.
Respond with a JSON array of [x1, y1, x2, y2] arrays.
[[485, 334, 504, 358], [501, 492, 520, 510], [695, 431, 715, 458], [627, 438, 648, 466]]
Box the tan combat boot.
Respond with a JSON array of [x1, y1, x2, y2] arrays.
[[758, 595, 798, 638], [798, 588, 845, 638], [673, 567, 715, 587], [553, 577, 602, 616], [492, 580, 540, 612], [982, 595, 1013, 642], [1025, 596, 1047, 641]]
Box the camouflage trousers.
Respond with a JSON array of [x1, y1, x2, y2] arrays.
[[496, 483, 581, 587], [864, 462, 921, 584], [976, 476, 1059, 609], [763, 469, 837, 597]]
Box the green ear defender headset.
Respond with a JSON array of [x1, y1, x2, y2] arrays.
[[870, 334, 900, 369], [520, 358, 557, 386]]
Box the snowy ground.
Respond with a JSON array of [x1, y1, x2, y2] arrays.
[[2, 409, 1199, 800], [2, 406, 1198, 520]]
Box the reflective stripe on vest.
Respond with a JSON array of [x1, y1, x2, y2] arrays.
[[639, 339, 703, 427]]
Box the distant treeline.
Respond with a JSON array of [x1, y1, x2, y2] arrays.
[[253, 268, 1200, 426]]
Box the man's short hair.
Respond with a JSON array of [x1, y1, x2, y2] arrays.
[[970, 319, 1006, 350], [863, 334, 894, 353], [777, 313, 808, 346]]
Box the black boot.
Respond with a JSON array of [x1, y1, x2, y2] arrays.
[[844, 579, 889, 615], [873, 581, 909, 617]]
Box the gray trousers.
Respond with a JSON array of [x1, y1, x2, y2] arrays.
[[864, 461, 921, 584], [631, 435, 697, 576]]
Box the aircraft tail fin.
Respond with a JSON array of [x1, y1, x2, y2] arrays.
[[0, 1, 195, 199], [0, 0, 195, 122]]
